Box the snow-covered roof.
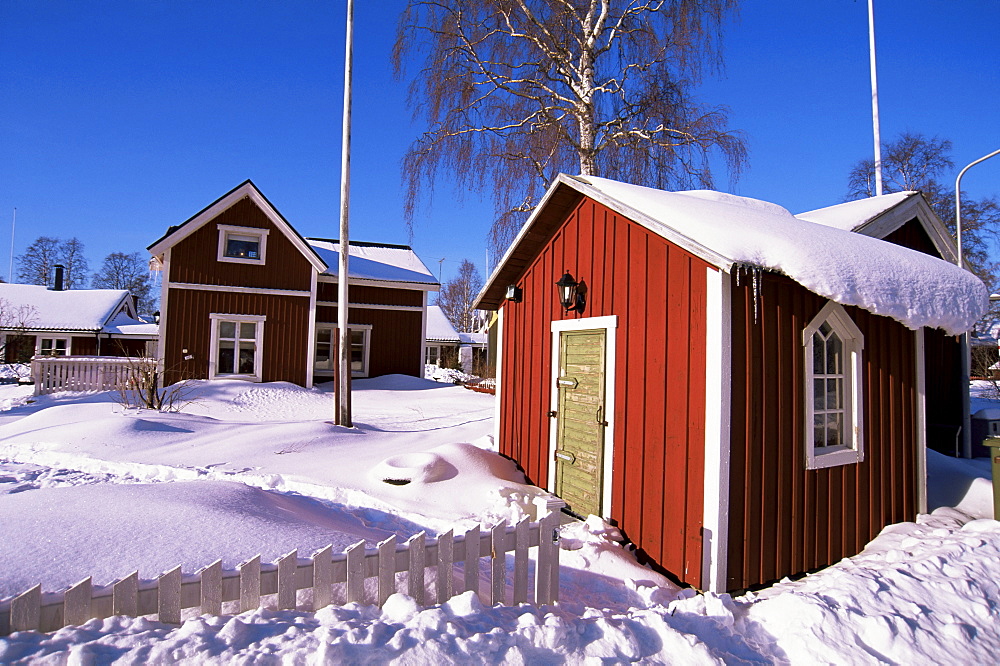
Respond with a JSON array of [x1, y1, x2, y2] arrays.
[[478, 175, 987, 335], [308, 240, 439, 289], [459, 332, 487, 346], [102, 312, 160, 338], [0, 284, 147, 333], [426, 306, 460, 343], [796, 192, 916, 231]]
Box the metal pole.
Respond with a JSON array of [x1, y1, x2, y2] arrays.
[[336, 0, 355, 427], [8, 208, 15, 282], [955, 148, 1000, 268], [868, 0, 883, 196], [955, 148, 1000, 458]]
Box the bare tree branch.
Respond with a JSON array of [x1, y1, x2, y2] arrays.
[[395, 0, 746, 264]]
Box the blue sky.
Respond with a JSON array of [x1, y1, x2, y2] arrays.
[[1, 0, 998, 286]]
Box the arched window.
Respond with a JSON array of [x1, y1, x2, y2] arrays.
[[803, 302, 865, 469]]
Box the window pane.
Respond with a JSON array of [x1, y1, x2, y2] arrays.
[[219, 322, 236, 339], [826, 334, 842, 374], [218, 341, 235, 374], [814, 415, 825, 449], [315, 344, 331, 363], [238, 343, 255, 374], [819, 322, 832, 336], [239, 322, 256, 339], [825, 413, 842, 447], [827, 378, 841, 410], [814, 379, 825, 410], [225, 235, 260, 259], [812, 334, 824, 373]]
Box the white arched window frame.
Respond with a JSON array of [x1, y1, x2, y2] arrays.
[[803, 301, 865, 470]]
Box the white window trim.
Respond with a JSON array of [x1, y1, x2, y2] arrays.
[[217, 224, 269, 265], [37, 336, 72, 357], [209, 314, 266, 381], [803, 301, 865, 470], [313, 323, 372, 378]]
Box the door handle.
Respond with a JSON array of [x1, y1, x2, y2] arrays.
[[596, 406, 608, 427]]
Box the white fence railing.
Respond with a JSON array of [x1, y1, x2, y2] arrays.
[[31, 356, 153, 396], [0, 508, 562, 636]]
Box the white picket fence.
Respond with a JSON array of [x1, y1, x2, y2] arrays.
[[0, 508, 562, 636], [31, 356, 152, 396]]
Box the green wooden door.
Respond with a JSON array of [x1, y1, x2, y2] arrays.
[[554, 329, 607, 517]]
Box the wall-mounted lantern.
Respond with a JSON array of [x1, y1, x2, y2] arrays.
[[505, 285, 523, 302], [556, 270, 586, 312]]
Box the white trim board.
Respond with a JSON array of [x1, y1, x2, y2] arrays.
[[548, 315, 618, 519], [701, 267, 731, 593], [171, 282, 311, 298]]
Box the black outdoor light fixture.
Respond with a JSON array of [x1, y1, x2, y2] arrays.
[[556, 270, 585, 312]]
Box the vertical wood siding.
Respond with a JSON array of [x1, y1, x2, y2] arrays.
[[499, 198, 712, 588], [317, 282, 425, 307], [163, 289, 310, 386], [168, 198, 313, 292], [882, 218, 941, 258], [316, 305, 423, 377], [727, 271, 918, 591]]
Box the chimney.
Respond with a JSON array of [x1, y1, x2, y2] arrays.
[[52, 264, 65, 291]]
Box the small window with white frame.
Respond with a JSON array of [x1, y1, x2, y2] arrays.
[[38, 337, 70, 357], [217, 224, 269, 264], [209, 314, 265, 381], [314, 324, 371, 377], [803, 302, 865, 469]]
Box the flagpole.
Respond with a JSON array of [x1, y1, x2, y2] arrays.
[[336, 0, 354, 426], [868, 0, 883, 196]]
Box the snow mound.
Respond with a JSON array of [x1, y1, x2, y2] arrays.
[[0, 480, 399, 598]]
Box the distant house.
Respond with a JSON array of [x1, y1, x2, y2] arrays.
[[425, 305, 461, 367], [425, 305, 489, 374], [0, 279, 157, 363], [474, 174, 987, 593], [147, 180, 438, 387]]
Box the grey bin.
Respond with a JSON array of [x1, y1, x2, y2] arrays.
[[970, 408, 1000, 457]]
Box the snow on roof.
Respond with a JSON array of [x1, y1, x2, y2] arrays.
[[102, 312, 159, 337], [795, 191, 917, 231], [308, 240, 438, 287], [577, 176, 987, 335], [0, 284, 131, 331], [426, 305, 460, 342], [459, 332, 487, 345]]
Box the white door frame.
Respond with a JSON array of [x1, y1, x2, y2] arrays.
[[548, 315, 618, 518]]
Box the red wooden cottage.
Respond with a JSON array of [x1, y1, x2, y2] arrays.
[[147, 181, 438, 388], [474, 174, 987, 593]]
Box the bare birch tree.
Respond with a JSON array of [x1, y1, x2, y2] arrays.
[[394, 0, 747, 262], [437, 259, 484, 332]]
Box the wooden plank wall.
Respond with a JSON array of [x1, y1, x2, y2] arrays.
[[499, 197, 711, 588], [163, 289, 311, 386], [168, 197, 313, 292], [727, 271, 918, 591]]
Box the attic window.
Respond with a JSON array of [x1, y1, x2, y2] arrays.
[[218, 225, 269, 265], [803, 302, 865, 470]]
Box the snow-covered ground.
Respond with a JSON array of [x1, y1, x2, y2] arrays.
[[0, 377, 998, 663]]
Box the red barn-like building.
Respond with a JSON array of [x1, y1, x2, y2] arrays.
[[475, 175, 986, 592]]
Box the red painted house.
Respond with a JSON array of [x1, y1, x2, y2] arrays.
[[147, 181, 438, 387], [474, 174, 986, 593]]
